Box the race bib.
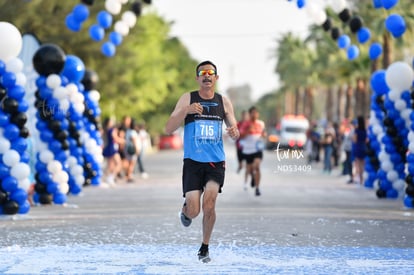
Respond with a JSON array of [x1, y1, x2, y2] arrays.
[[194, 119, 222, 144]]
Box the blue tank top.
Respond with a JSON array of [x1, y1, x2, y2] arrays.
[[183, 91, 226, 162]]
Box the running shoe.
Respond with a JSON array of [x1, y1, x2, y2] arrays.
[[179, 211, 192, 227], [198, 249, 211, 263]]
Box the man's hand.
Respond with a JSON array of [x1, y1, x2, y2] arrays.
[[187, 102, 203, 115], [226, 125, 239, 140]]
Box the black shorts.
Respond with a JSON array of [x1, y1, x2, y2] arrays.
[[244, 151, 263, 164], [182, 158, 225, 197], [237, 148, 245, 162]]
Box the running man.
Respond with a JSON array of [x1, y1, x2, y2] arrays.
[[165, 60, 239, 263]]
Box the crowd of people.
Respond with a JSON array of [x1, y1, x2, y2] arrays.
[[306, 116, 368, 185], [101, 115, 150, 186]]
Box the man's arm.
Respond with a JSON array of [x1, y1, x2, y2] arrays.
[[222, 95, 240, 140], [165, 93, 203, 135]]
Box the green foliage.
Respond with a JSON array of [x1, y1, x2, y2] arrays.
[[0, 0, 198, 137]]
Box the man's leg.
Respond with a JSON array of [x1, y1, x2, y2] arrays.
[[202, 181, 219, 245], [182, 190, 201, 219]]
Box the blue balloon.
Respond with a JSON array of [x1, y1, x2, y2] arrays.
[[53, 192, 67, 204], [297, 0, 305, 9], [404, 195, 413, 208], [97, 11, 113, 29], [8, 85, 25, 100], [61, 55, 85, 83], [347, 45, 359, 60], [0, 60, 6, 75], [4, 123, 20, 140], [0, 112, 9, 127], [73, 3, 90, 23], [10, 188, 28, 205], [382, 0, 398, 10], [109, 31, 123, 46], [385, 14, 406, 38], [89, 24, 105, 41], [372, 0, 383, 8], [47, 182, 58, 194], [0, 162, 9, 179], [18, 201, 30, 214], [357, 27, 371, 44], [17, 99, 29, 113], [337, 35, 350, 49], [369, 42, 382, 60], [386, 188, 398, 198], [101, 42, 116, 57], [65, 13, 82, 32], [11, 137, 28, 154], [1, 71, 16, 88], [1, 176, 18, 192]]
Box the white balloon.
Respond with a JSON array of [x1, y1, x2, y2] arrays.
[[10, 162, 31, 180], [53, 170, 69, 184], [393, 179, 406, 191], [386, 170, 399, 182], [114, 20, 129, 36], [46, 74, 62, 89], [409, 143, 414, 153], [0, 137, 11, 154], [66, 83, 78, 95], [71, 165, 84, 176], [89, 90, 101, 102], [75, 174, 85, 185], [0, 22, 22, 62], [122, 11, 137, 28], [380, 160, 393, 172], [330, 0, 347, 13], [15, 72, 27, 86], [385, 61, 414, 92], [3, 149, 20, 167], [59, 182, 70, 194], [105, 0, 122, 15], [6, 57, 23, 73], [39, 149, 54, 163], [394, 99, 407, 111], [47, 160, 62, 174], [53, 86, 68, 100], [67, 156, 78, 167], [18, 178, 32, 191], [388, 89, 400, 101], [59, 98, 70, 112]]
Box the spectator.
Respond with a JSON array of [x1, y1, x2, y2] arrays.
[[352, 116, 368, 185], [102, 117, 123, 185], [136, 122, 150, 179]]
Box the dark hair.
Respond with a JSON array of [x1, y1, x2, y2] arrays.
[[196, 60, 217, 76], [248, 106, 257, 113]]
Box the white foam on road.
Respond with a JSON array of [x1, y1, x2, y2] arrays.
[[1, 244, 414, 274]]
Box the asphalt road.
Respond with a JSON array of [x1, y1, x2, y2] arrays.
[[1, 143, 413, 249]]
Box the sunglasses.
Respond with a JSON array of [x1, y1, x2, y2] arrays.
[[197, 69, 216, 76]]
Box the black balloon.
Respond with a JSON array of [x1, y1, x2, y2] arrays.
[[34, 182, 48, 194], [376, 188, 387, 198], [55, 130, 68, 142], [48, 120, 61, 133], [0, 88, 6, 101], [3, 98, 19, 114], [142, 0, 152, 4], [39, 194, 52, 204], [81, 69, 99, 91], [331, 27, 341, 40], [3, 200, 19, 215], [10, 112, 28, 129], [19, 127, 29, 138], [81, 0, 94, 5], [322, 18, 332, 31], [33, 44, 66, 76], [406, 185, 414, 197], [338, 8, 351, 23], [0, 190, 7, 205], [349, 16, 363, 33], [131, 1, 142, 16]]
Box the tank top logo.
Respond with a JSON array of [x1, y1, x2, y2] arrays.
[[200, 101, 218, 113]]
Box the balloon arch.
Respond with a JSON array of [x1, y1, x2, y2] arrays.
[[0, 0, 413, 215]]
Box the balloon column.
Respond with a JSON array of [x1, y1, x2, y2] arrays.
[[65, 0, 151, 57], [0, 22, 32, 215]]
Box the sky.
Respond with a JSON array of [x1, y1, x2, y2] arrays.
[[150, 0, 315, 101]]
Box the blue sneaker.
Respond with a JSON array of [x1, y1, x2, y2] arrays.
[[179, 211, 192, 227]]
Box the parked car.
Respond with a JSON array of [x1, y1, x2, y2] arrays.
[[158, 134, 183, 150], [278, 115, 309, 149]]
